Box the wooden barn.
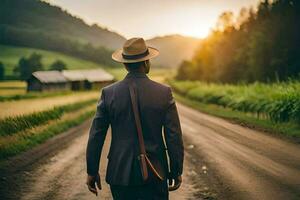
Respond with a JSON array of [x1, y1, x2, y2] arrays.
[[27, 71, 70, 92], [81, 69, 115, 90], [62, 69, 115, 90], [62, 70, 86, 90]]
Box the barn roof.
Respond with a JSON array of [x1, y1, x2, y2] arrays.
[[32, 71, 68, 83], [62, 69, 114, 82], [62, 70, 86, 81]]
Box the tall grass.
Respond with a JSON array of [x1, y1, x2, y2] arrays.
[[169, 80, 300, 123], [0, 109, 95, 160], [0, 98, 97, 136], [0, 91, 72, 102]]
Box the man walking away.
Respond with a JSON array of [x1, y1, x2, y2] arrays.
[[86, 38, 184, 200]]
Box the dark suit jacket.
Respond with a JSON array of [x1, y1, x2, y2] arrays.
[[86, 72, 184, 186]]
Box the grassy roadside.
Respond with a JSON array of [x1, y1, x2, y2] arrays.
[[175, 93, 300, 141], [0, 90, 75, 102], [0, 98, 97, 136], [0, 105, 96, 161], [0, 91, 99, 118]]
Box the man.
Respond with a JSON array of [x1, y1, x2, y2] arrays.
[[86, 38, 184, 200]]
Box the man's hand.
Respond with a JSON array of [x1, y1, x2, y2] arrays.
[[168, 175, 182, 191], [86, 173, 102, 196]]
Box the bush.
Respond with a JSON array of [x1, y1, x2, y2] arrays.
[[169, 79, 300, 123]]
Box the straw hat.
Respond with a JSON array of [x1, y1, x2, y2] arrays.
[[112, 38, 159, 63]]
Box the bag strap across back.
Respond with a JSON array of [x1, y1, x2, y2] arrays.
[[128, 80, 147, 155], [128, 80, 163, 181]]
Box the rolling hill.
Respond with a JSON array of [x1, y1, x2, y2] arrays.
[[147, 35, 201, 68], [0, 45, 106, 78], [0, 0, 201, 71], [0, 0, 125, 50]]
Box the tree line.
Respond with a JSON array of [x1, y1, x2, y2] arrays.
[[176, 0, 300, 83]]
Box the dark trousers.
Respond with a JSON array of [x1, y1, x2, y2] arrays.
[[110, 180, 169, 200]]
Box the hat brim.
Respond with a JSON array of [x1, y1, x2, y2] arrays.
[[112, 47, 159, 63]]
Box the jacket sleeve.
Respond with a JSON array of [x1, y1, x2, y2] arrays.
[[163, 87, 184, 178], [86, 89, 110, 176]]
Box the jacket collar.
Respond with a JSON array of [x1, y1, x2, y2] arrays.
[[124, 72, 148, 79]]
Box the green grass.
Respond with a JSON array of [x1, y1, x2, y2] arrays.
[[169, 79, 300, 123], [0, 98, 97, 136], [0, 44, 108, 77], [0, 90, 99, 118], [0, 90, 73, 101], [0, 108, 95, 161], [175, 93, 300, 140], [105, 67, 176, 81]]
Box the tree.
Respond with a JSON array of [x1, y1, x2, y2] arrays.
[[14, 53, 44, 80], [50, 60, 67, 71], [216, 11, 234, 32], [177, 0, 300, 83], [0, 61, 4, 80]]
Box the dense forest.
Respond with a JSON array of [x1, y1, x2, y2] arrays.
[[0, 0, 126, 68], [177, 0, 300, 83]]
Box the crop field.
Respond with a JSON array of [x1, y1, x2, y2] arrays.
[[169, 80, 300, 124], [0, 88, 26, 96], [0, 100, 97, 160], [0, 45, 107, 76], [0, 81, 83, 102], [0, 76, 103, 160], [0, 44, 114, 160], [0, 81, 26, 96], [0, 81, 26, 88], [0, 99, 96, 137], [0, 91, 99, 118], [0, 80, 100, 160]]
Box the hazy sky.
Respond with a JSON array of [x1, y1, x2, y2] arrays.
[[49, 0, 259, 39]]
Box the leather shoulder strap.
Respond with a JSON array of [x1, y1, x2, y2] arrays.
[[128, 80, 164, 181], [128, 80, 147, 155]]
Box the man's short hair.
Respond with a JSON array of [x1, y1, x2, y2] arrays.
[[124, 61, 145, 70]]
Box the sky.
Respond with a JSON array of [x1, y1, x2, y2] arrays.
[[49, 0, 259, 39]]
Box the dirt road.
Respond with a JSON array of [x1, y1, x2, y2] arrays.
[[0, 114, 198, 200], [178, 103, 300, 200], [1, 103, 300, 199]]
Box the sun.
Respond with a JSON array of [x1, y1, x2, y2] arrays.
[[179, 18, 212, 39], [186, 27, 211, 39]]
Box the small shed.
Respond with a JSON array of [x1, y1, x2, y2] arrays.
[[82, 69, 115, 90], [62, 70, 86, 90], [62, 69, 114, 90], [27, 71, 70, 92]]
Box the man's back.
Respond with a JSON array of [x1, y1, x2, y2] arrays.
[[86, 38, 184, 200], [87, 72, 183, 185]]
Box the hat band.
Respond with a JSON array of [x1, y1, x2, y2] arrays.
[[122, 49, 149, 60]]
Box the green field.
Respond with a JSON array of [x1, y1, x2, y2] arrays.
[[0, 81, 99, 160], [106, 67, 176, 82], [170, 80, 300, 139], [0, 45, 108, 77], [0, 101, 96, 160], [0, 91, 99, 118], [0, 45, 111, 160]]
